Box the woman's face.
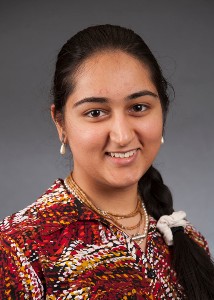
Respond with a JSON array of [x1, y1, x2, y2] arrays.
[[55, 51, 163, 189]]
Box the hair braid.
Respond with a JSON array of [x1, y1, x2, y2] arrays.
[[139, 165, 214, 299], [138, 165, 173, 219]]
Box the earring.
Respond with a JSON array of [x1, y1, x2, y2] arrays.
[[60, 135, 66, 155], [161, 136, 164, 144]]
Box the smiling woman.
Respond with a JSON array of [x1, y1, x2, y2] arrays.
[[1, 24, 214, 300], [53, 51, 163, 192]]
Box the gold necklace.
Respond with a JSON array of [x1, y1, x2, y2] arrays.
[[64, 174, 149, 245], [65, 174, 142, 230], [99, 197, 142, 219]]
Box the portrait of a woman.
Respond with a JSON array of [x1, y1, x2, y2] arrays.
[[0, 24, 214, 299]]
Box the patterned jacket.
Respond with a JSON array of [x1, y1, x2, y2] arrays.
[[0, 179, 210, 299]]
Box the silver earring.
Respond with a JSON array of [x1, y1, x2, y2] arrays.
[[60, 135, 66, 155], [161, 136, 164, 144]]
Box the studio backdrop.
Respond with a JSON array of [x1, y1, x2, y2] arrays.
[[0, 0, 213, 255]]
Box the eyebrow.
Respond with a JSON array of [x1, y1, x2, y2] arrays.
[[73, 90, 158, 108]]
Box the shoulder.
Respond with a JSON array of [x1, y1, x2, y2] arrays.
[[0, 179, 69, 236], [0, 179, 78, 298], [184, 222, 210, 255], [0, 178, 79, 258], [0, 178, 80, 232]]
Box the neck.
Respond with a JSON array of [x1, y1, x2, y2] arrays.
[[71, 171, 139, 215]]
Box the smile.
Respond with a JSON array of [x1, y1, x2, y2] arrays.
[[106, 149, 138, 158]]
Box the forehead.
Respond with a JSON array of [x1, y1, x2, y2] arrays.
[[71, 50, 157, 100]]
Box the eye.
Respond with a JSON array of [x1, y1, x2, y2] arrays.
[[131, 104, 148, 112], [86, 109, 106, 118]]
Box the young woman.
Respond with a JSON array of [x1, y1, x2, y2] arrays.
[[1, 24, 214, 299]]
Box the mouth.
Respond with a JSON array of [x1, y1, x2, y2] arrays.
[[105, 148, 140, 158]]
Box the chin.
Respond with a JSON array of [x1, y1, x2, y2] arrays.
[[105, 172, 142, 189]]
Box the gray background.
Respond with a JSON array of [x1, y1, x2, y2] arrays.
[[0, 1, 213, 255]]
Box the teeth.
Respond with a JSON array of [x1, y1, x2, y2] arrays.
[[109, 149, 137, 158]]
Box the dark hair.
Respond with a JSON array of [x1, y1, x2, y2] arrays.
[[52, 24, 214, 299]]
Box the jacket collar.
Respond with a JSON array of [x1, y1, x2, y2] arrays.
[[37, 179, 157, 236], [37, 179, 105, 235]]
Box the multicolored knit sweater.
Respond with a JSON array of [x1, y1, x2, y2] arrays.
[[0, 179, 210, 299]]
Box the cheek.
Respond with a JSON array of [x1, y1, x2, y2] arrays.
[[139, 117, 163, 143], [139, 123, 162, 164], [65, 120, 106, 152]]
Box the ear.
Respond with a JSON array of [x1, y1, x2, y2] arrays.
[[51, 104, 66, 142]]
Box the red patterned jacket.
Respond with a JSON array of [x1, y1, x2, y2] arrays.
[[0, 179, 210, 299]]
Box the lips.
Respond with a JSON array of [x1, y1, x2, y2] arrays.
[[106, 148, 139, 158]]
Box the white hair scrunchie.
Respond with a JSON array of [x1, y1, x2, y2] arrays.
[[156, 211, 187, 246]]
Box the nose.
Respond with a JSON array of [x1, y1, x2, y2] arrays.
[[109, 114, 135, 147]]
